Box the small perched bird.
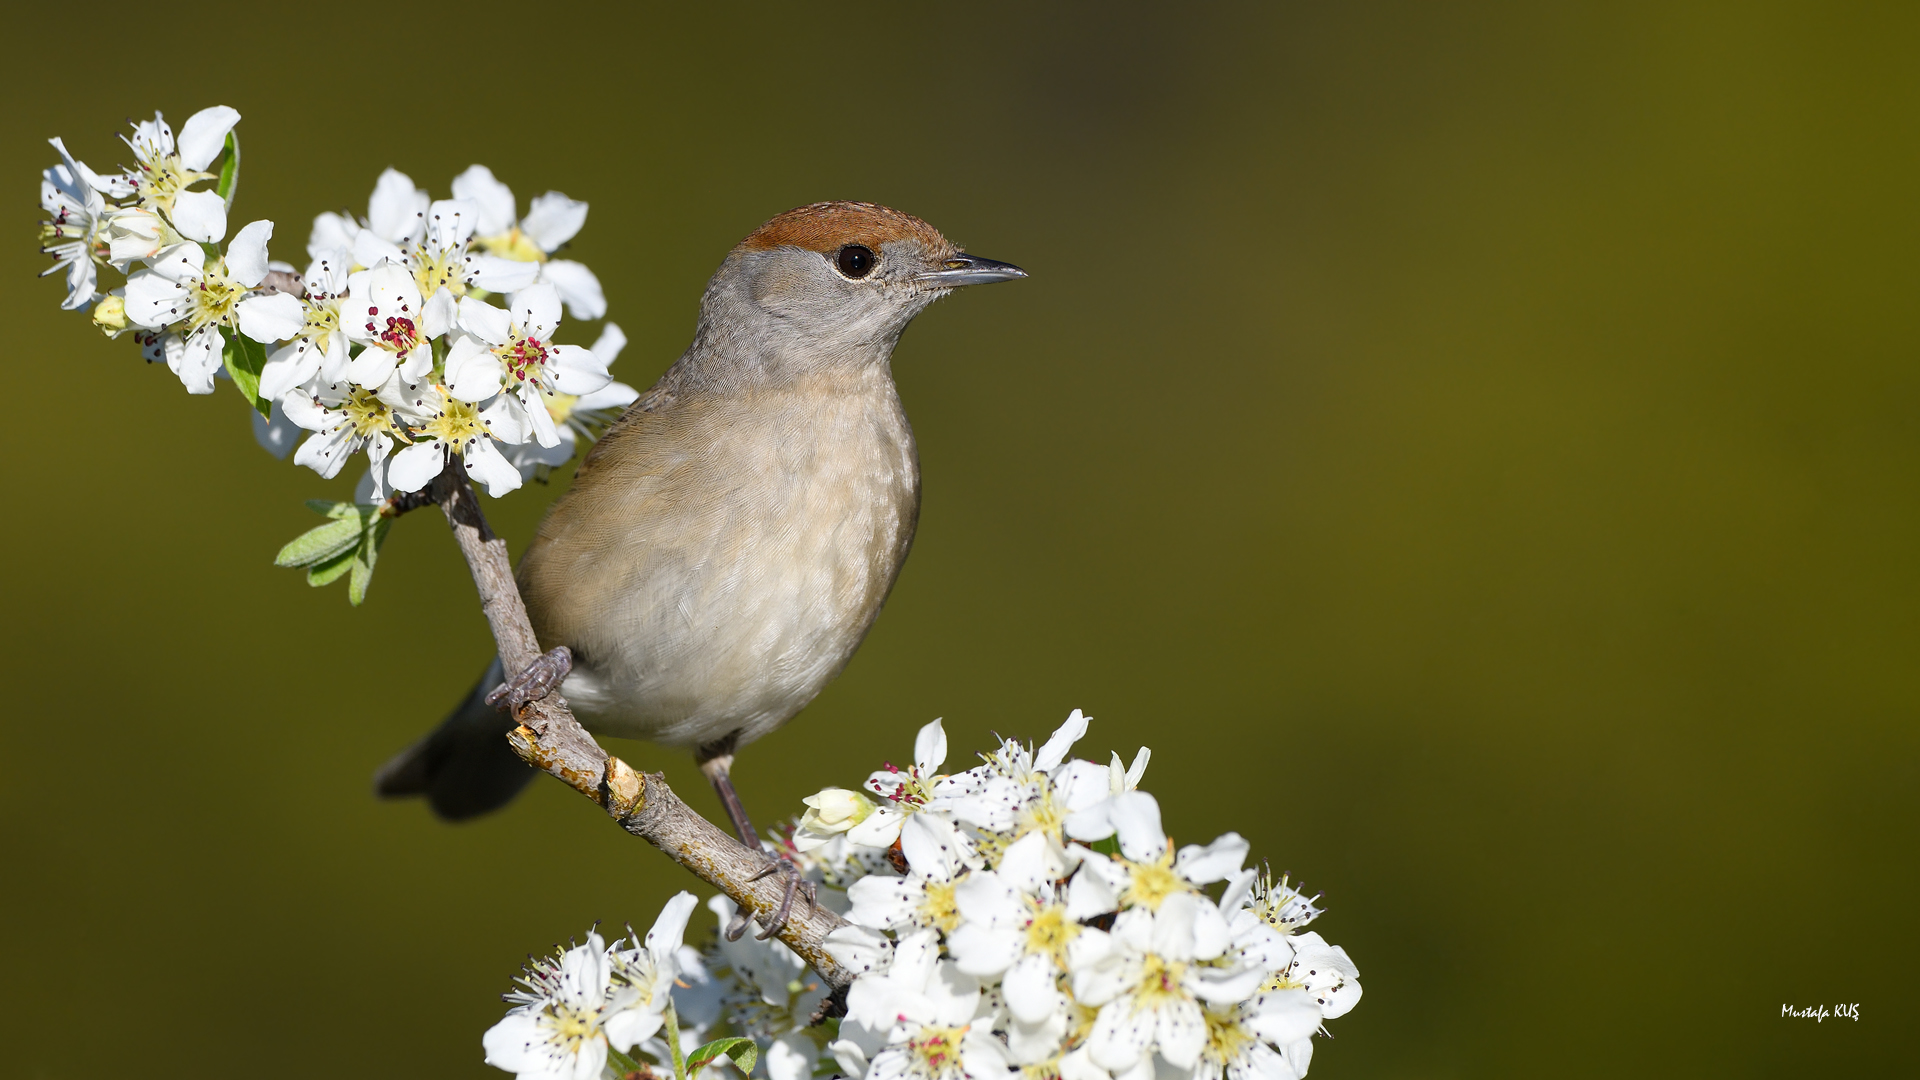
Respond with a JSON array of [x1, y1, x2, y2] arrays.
[[376, 201, 1025, 891]]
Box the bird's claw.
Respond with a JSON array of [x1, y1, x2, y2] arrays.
[[723, 849, 817, 942], [486, 647, 573, 713]]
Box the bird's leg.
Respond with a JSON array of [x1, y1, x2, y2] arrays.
[[486, 646, 573, 713], [697, 745, 817, 942]]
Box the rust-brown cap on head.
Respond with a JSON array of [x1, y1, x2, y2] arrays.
[[736, 201, 956, 260]]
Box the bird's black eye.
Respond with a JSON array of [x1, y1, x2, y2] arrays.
[[837, 245, 877, 279]]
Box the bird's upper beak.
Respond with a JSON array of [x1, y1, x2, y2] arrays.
[[915, 252, 1028, 288]]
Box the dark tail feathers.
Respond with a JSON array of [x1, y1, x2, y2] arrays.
[[374, 657, 536, 821]]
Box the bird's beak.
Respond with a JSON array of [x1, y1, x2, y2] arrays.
[[915, 252, 1029, 288]]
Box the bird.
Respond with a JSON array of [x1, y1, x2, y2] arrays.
[[374, 201, 1025, 918]]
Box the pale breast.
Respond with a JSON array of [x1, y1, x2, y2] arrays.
[[517, 373, 919, 747]]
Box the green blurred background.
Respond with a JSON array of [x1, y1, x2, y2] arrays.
[[4, 2, 1913, 1076]]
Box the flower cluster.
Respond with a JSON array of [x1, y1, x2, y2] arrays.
[[38, 106, 637, 504], [484, 893, 701, 1080], [488, 716, 1360, 1080]]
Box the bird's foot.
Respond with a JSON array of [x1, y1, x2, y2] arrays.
[[485, 647, 573, 713], [724, 848, 818, 942]]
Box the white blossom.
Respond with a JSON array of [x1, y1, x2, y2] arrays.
[[340, 260, 453, 388], [848, 719, 953, 851], [386, 384, 524, 498], [453, 163, 607, 318], [1068, 896, 1264, 1074], [444, 283, 610, 447], [258, 249, 355, 401], [500, 321, 634, 479], [284, 369, 435, 499], [122, 222, 302, 393], [39, 145, 108, 309], [111, 106, 239, 210], [482, 893, 698, 1080], [838, 930, 1016, 1080]]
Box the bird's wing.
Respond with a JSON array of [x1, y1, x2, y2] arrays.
[[572, 380, 677, 486]]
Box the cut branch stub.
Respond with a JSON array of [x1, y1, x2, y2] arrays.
[[426, 465, 854, 987]]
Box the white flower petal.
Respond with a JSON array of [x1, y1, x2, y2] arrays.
[[900, 812, 970, 881], [1002, 953, 1061, 1024], [823, 925, 894, 978], [946, 921, 1023, 977], [122, 270, 188, 329], [1035, 709, 1090, 772], [366, 168, 426, 244], [589, 321, 627, 366], [846, 805, 905, 849], [522, 190, 588, 251], [175, 105, 240, 172], [344, 346, 398, 389], [169, 327, 223, 394], [914, 718, 948, 775], [458, 295, 513, 344], [526, 388, 561, 447], [445, 335, 506, 402], [467, 253, 541, 292], [830, 1038, 870, 1080], [307, 213, 360, 262], [170, 190, 228, 244], [513, 282, 563, 341], [1155, 998, 1207, 1069], [541, 258, 606, 320], [237, 292, 305, 343], [426, 198, 479, 252], [645, 891, 700, 965], [603, 1008, 664, 1054], [420, 285, 456, 338], [464, 438, 523, 497], [1088, 998, 1156, 1072], [574, 380, 639, 411], [451, 164, 517, 235], [352, 232, 406, 272], [1175, 834, 1249, 886], [547, 344, 612, 396], [387, 442, 444, 493], [1108, 791, 1167, 861], [398, 342, 434, 382]]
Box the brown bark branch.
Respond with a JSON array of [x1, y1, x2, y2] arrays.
[[426, 466, 856, 988]]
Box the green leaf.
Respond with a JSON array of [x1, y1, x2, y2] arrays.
[[221, 328, 272, 418], [606, 1047, 645, 1079], [215, 131, 241, 206], [305, 499, 360, 519], [347, 552, 373, 605], [275, 517, 363, 568], [1091, 835, 1122, 857], [306, 547, 356, 586], [346, 518, 390, 606], [686, 1037, 757, 1078]]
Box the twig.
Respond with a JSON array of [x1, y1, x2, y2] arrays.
[[425, 465, 856, 988]]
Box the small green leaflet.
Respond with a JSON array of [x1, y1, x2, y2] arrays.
[[215, 131, 240, 206], [221, 327, 272, 418], [605, 1047, 646, 1079], [685, 1037, 757, 1079], [275, 501, 392, 606]]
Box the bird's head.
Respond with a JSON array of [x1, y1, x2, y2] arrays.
[[696, 201, 1026, 369]]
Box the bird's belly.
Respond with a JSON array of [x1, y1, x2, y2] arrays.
[[535, 396, 918, 749]]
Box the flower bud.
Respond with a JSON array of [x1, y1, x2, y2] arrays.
[[800, 787, 875, 835], [92, 293, 128, 336]]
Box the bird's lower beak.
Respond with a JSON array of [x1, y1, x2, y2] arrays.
[[915, 252, 1028, 287]]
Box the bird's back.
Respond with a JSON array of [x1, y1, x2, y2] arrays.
[[517, 362, 920, 749]]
